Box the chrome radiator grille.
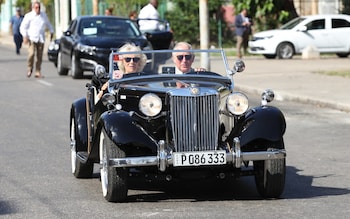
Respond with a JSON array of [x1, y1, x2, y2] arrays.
[[169, 93, 219, 152]]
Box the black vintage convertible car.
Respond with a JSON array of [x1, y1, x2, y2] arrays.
[[47, 16, 173, 79], [70, 49, 287, 202]]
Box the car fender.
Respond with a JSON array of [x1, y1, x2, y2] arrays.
[[240, 106, 286, 147], [70, 97, 88, 151], [96, 111, 158, 156]]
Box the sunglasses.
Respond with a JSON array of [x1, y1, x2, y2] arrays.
[[124, 57, 140, 63], [176, 55, 192, 61]]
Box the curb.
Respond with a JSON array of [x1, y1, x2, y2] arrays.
[[235, 85, 350, 113]]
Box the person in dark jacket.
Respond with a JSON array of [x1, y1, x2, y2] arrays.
[[9, 8, 24, 55], [235, 9, 252, 58]]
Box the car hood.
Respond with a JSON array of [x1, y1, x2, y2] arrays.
[[253, 29, 287, 37], [80, 36, 147, 48]]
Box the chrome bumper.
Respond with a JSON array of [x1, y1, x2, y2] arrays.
[[107, 138, 286, 172]]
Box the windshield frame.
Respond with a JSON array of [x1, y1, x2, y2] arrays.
[[280, 17, 306, 30], [107, 49, 233, 92]]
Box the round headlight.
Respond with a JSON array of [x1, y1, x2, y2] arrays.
[[139, 93, 162, 117], [101, 93, 115, 106], [226, 92, 249, 115], [48, 41, 59, 50]]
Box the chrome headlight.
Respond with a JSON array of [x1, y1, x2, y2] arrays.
[[94, 65, 107, 78], [226, 92, 249, 115], [139, 93, 162, 117], [76, 43, 96, 55], [101, 93, 115, 106], [253, 35, 273, 41], [48, 41, 59, 51]]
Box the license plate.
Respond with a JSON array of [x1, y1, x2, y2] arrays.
[[173, 151, 226, 167]]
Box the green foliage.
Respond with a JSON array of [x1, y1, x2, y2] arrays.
[[15, 0, 32, 12], [15, 0, 54, 14], [232, 0, 297, 32], [104, 0, 148, 17], [165, 0, 226, 47]]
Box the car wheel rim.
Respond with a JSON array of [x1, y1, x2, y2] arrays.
[[57, 52, 62, 72], [281, 45, 292, 58], [99, 131, 108, 197], [72, 55, 76, 77], [70, 118, 76, 174]]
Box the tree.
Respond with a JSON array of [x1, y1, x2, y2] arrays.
[[232, 0, 298, 31], [104, 0, 148, 17], [15, 0, 55, 16], [342, 0, 350, 14], [165, 0, 226, 47]]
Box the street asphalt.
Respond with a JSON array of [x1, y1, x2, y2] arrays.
[[1, 33, 349, 113]]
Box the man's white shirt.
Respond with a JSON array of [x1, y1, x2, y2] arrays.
[[138, 3, 160, 31], [20, 10, 53, 43]]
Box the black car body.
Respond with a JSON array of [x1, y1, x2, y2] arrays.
[[48, 16, 172, 78], [70, 49, 287, 202], [48, 16, 172, 79]]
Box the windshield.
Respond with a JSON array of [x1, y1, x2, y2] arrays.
[[79, 18, 141, 38], [107, 49, 234, 90], [280, 17, 306, 29]]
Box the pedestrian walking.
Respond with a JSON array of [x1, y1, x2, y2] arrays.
[[20, 1, 54, 78], [235, 8, 252, 58], [138, 0, 160, 32], [9, 7, 24, 55]]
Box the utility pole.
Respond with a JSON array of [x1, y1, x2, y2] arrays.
[[311, 0, 318, 14], [93, 0, 98, 15], [199, 0, 210, 70]]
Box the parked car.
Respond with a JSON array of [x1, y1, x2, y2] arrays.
[[69, 49, 287, 202], [248, 14, 350, 59], [47, 16, 173, 79]]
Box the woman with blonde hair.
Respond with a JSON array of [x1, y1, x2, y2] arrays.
[[98, 43, 147, 97], [116, 43, 147, 77]]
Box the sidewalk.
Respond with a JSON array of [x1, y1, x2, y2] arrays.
[[0, 32, 50, 58], [1, 32, 350, 113], [233, 56, 350, 113]]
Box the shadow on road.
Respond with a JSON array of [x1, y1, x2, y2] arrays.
[[85, 165, 350, 203]]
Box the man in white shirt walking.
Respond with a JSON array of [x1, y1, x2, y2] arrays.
[[20, 1, 54, 78], [138, 0, 160, 32]]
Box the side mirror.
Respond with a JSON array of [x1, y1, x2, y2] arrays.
[[230, 60, 245, 75], [94, 65, 107, 79], [63, 30, 72, 36], [297, 25, 307, 32], [144, 32, 152, 40], [261, 89, 275, 105]]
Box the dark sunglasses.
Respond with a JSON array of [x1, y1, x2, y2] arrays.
[[176, 55, 192, 61], [124, 57, 140, 63]]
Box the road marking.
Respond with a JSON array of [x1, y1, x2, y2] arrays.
[[37, 80, 53, 86]]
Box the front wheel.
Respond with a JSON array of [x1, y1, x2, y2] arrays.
[[263, 54, 276, 59], [71, 54, 83, 79], [276, 43, 294, 59], [57, 51, 69, 76], [254, 145, 286, 199], [100, 129, 128, 202], [70, 117, 93, 178], [336, 53, 349, 58]]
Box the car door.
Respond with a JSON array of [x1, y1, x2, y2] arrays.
[[293, 18, 334, 52], [327, 17, 350, 52], [60, 19, 78, 68]]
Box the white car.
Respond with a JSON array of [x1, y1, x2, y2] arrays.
[[248, 14, 350, 59]]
